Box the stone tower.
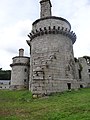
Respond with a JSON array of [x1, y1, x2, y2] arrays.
[[10, 49, 30, 90], [27, 0, 79, 95]]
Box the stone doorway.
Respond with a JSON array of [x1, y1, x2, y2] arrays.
[[67, 83, 71, 90]]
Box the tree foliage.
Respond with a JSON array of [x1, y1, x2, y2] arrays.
[[0, 70, 11, 80]]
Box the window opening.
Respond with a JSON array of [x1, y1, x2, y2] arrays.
[[24, 68, 27, 72], [88, 69, 90, 73], [24, 79, 27, 82], [78, 69, 82, 79]]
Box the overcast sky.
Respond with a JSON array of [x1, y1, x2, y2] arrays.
[[0, 0, 90, 70]]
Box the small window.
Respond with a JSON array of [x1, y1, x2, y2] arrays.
[[88, 69, 90, 73], [0, 86, 2, 88], [80, 85, 83, 88], [0, 82, 3, 85], [78, 69, 82, 79], [24, 68, 27, 72], [24, 79, 27, 82]]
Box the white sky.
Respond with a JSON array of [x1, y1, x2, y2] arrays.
[[0, 0, 90, 70]]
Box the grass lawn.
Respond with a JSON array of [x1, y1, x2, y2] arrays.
[[0, 88, 90, 120]]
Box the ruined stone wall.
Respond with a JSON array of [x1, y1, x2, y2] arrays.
[[78, 57, 90, 87], [30, 79, 78, 95]]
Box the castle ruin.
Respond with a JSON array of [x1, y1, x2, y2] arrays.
[[10, 0, 90, 95]]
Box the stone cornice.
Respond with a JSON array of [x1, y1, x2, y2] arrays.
[[10, 63, 30, 67], [28, 26, 76, 44], [12, 56, 30, 60]]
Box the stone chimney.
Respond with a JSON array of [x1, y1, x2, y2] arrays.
[[19, 48, 24, 57], [40, 0, 52, 18]]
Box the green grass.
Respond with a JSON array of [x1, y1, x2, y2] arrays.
[[0, 88, 90, 120]]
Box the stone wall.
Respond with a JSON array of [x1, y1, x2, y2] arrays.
[[31, 79, 79, 95], [29, 26, 78, 95], [78, 57, 90, 87], [28, 0, 79, 94], [12, 56, 29, 64], [11, 65, 29, 89], [32, 17, 71, 31]]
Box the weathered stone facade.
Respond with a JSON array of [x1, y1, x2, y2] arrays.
[[40, 0, 52, 18], [27, 0, 79, 95], [10, 49, 30, 90], [75, 56, 90, 88], [10, 0, 90, 94]]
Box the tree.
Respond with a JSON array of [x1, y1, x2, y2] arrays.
[[0, 68, 2, 71], [0, 70, 11, 80]]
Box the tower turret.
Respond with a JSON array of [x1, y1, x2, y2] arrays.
[[10, 49, 30, 90], [40, 0, 52, 18]]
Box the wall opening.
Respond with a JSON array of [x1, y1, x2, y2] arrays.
[[24, 79, 27, 82], [24, 68, 27, 72], [80, 85, 83, 88], [88, 69, 90, 73], [67, 83, 71, 90], [78, 69, 82, 79]]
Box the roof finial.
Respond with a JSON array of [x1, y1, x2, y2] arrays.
[[40, 0, 52, 18]]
